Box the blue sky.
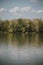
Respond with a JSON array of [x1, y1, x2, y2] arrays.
[[0, 0, 43, 20]]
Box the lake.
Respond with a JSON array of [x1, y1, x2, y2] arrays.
[[0, 33, 43, 65]]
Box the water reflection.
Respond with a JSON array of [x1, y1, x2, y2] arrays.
[[0, 33, 43, 65]]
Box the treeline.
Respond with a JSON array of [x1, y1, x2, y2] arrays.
[[0, 18, 43, 33]]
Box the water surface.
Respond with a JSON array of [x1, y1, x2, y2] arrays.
[[0, 33, 43, 65]]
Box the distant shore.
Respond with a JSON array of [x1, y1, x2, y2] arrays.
[[0, 18, 43, 33]]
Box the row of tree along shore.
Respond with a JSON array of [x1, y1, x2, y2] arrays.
[[0, 18, 43, 33]]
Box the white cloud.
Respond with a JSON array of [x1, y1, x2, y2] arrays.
[[32, 9, 43, 13], [32, 9, 36, 12], [9, 6, 31, 16], [36, 10, 43, 13], [9, 6, 31, 13], [21, 6, 31, 12], [0, 8, 7, 13], [9, 6, 43, 16], [9, 7, 20, 13]]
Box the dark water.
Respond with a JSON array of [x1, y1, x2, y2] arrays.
[[0, 33, 43, 65]]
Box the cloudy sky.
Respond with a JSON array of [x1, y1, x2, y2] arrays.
[[0, 0, 43, 20]]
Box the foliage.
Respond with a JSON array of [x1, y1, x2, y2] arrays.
[[0, 18, 43, 33]]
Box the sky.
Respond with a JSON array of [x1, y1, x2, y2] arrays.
[[0, 0, 43, 20]]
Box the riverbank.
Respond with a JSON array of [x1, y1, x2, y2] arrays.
[[0, 18, 43, 33]]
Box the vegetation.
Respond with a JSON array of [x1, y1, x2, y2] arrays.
[[0, 18, 43, 33]]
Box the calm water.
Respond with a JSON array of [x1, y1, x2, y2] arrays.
[[0, 33, 43, 65]]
